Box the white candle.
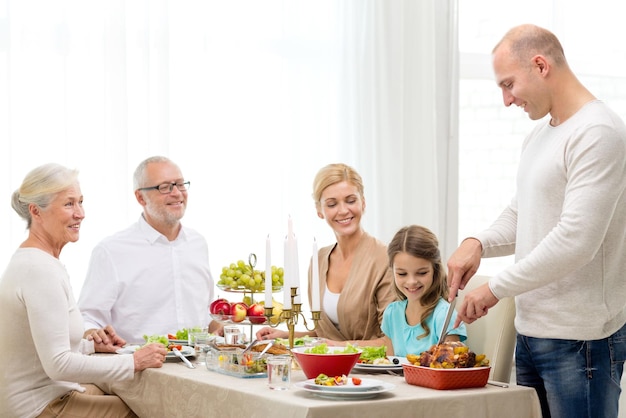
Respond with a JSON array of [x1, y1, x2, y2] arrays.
[[265, 234, 272, 307], [283, 233, 292, 310], [291, 225, 300, 304], [287, 216, 294, 290], [311, 238, 320, 311]]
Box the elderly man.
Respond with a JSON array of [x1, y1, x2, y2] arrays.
[[78, 156, 221, 343]]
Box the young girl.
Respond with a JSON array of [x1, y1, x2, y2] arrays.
[[380, 225, 466, 357]]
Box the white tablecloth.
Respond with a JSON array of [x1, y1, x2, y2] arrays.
[[109, 358, 542, 418]]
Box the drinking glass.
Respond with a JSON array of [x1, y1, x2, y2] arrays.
[[187, 325, 205, 346], [189, 330, 211, 365], [223, 325, 242, 345], [267, 355, 291, 390]]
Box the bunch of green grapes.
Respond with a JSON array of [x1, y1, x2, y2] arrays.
[[218, 259, 284, 292]]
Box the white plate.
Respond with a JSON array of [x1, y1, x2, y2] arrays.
[[295, 378, 395, 399], [116, 345, 141, 354], [169, 339, 190, 345], [353, 357, 407, 371], [301, 377, 385, 392], [116, 345, 195, 358], [166, 345, 194, 358]]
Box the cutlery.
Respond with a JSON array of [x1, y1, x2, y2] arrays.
[[439, 320, 464, 342], [258, 341, 274, 356], [172, 348, 195, 369], [437, 298, 457, 345], [487, 380, 509, 388], [386, 370, 403, 377], [241, 339, 258, 355]]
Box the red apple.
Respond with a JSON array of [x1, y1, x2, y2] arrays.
[[211, 299, 231, 319], [210, 298, 229, 315], [230, 302, 248, 323], [247, 303, 266, 324]]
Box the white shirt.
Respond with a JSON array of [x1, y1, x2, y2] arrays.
[[78, 215, 214, 343], [322, 284, 340, 327]]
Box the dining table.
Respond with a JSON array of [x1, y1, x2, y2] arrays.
[[108, 354, 542, 418]]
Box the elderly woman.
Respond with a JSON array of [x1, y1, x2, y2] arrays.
[[0, 163, 167, 418], [256, 163, 396, 343]]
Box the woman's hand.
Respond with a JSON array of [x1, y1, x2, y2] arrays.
[[133, 343, 168, 371], [255, 327, 288, 341], [85, 325, 127, 353]]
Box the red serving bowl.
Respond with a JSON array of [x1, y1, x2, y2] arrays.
[[291, 347, 361, 379], [402, 363, 490, 390]]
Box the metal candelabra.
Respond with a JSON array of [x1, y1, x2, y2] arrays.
[[264, 287, 321, 349]]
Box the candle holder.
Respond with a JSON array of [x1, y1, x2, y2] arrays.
[[264, 287, 321, 349]]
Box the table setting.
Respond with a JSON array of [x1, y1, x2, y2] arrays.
[[108, 345, 541, 418], [105, 217, 541, 417]]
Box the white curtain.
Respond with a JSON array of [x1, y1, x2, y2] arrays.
[[337, 0, 459, 257], [0, 0, 458, 302]]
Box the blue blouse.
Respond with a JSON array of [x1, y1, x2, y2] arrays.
[[381, 298, 467, 357]]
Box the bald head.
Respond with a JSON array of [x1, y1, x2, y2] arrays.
[[493, 24, 567, 69]]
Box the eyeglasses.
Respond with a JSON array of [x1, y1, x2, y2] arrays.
[[138, 181, 190, 194]]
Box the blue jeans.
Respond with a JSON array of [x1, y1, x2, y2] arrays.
[[516, 323, 626, 418]]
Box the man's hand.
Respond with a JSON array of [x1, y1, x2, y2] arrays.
[[208, 320, 224, 337], [85, 325, 127, 353], [453, 283, 499, 327], [446, 238, 483, 301]]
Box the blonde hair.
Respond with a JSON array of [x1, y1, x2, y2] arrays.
[[312, 163, 364, 207], [11, 163, 79, 229]]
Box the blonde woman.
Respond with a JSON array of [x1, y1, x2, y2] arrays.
[[257, 163, 396, 342]]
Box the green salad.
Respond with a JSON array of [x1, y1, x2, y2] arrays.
[[174, 328, 200, 341], [275, 336, 314, 347], [357, 346, 387, 363], [142, 334, 168, 348], [304, 343, 359, 354]]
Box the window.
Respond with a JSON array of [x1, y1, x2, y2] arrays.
[[458, 0, 626, 275]]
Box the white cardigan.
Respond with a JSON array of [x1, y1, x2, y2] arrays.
[[0, 248, 134, 418]]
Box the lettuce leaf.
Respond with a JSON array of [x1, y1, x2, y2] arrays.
[[143, 334, 169, 348], [358, 346, 387, 363], [275, 336, 313, 346], [304, 342, 359, 354]]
